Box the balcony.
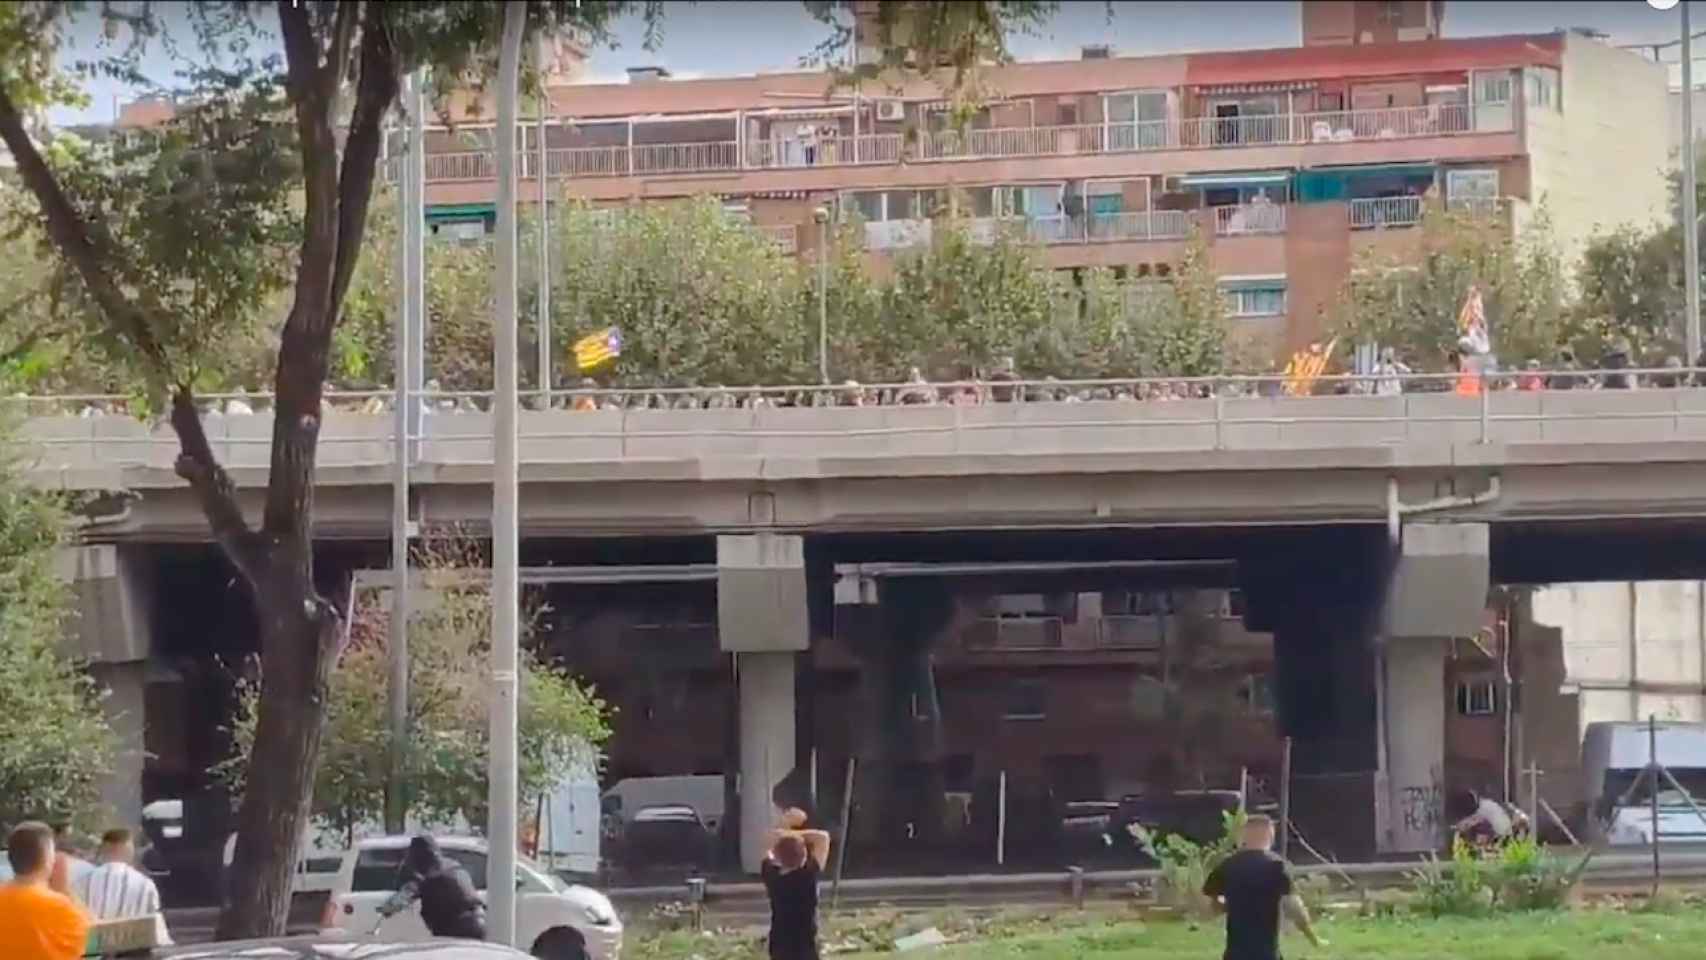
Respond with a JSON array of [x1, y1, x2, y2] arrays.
[[1349, 195, 1424, 230], [413, 102, 1499, 184], [870, 211, 1195, 251], [1212, 203, 1287, 237]]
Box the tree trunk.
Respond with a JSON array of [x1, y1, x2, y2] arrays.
[[214, 554, 341, 941]]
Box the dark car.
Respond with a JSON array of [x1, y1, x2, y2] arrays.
[[612, 803, 714, 870], [1109, 790, 1246, 860], [155, 936, 532, 958]]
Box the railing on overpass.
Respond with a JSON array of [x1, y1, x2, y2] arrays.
[[14, 370, 1706, 475]]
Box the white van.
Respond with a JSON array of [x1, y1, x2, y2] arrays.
[[1582, 721, 1706, 845]]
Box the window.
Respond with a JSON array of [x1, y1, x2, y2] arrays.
[[1003, 678, 1047, 721], [1524, 67, 1559, 112], [1240, 674, 1276, 715], [444, 849, 489, 890], [1474, 72, 1512, 106], [1456, 678, 1499, 716], [351, 847, 407, 892], [1221, 281, 1287, 318]]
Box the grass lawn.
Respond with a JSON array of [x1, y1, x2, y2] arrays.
[[632, 903, 1706, 960]]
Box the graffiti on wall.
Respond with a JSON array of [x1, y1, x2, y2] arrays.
[[1399, 782, 1443, 835]]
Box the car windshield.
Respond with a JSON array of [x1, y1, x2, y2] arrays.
[[516, 853, 568, 893]]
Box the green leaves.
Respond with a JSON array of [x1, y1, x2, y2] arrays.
[[218, 534, 609, 839], [0, 441, 116, 830]]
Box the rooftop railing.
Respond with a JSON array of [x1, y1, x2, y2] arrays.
[[407, 102, 1501, 184], [15, 369, 1706, 474]]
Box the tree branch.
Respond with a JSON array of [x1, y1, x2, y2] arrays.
[[0, 86, 171, 374], [170, 388, 266, 582], [322, 0, 362, 104], [330, 2, 399, 311]]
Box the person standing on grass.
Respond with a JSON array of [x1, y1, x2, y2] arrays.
[[0, 821, 91, 960], [1202, 814, 1324, 960], [763, 808, 831, 960]]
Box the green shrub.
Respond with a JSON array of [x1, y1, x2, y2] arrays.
[[1493, 835, 1585, 911], [1408, 838, 1495, 917], [1129, 809, 1247, 918]]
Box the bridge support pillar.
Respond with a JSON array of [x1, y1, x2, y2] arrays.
[[718, 534, 809, 873], [54, 544, 153, 828], [1376, 522, 1490, 854]]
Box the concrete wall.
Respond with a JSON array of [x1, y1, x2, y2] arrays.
[[1522, 581, 1706, 820], [1527, 35, 1669, 267]]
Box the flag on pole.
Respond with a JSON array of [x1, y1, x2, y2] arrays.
[[572, 327, 622, 371], [1457, 285, 1490, 356], [1282, 337, 1337, 396]]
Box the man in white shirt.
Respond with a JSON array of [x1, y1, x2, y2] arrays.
[[1453, 790, 1513, 847], [73, 828, 172, 945]]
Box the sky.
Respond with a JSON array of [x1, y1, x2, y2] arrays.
[[48, 0, 1706, 126]]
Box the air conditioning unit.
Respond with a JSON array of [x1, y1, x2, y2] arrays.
[[875, 99, 905, 122]]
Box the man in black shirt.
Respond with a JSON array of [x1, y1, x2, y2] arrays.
[[1201, 815, 1323, 960], [762, 809, 832, 960]]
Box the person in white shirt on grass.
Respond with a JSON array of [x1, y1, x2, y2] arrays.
[[73, 828, 171, 945]]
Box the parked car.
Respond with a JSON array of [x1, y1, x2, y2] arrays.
[[155, 937, 533, 958], [320, 836, 622, 960], [610, 804, 714, 871], [1108, 790, 1245, 860]]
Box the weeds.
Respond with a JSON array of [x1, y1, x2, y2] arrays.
[[1408, 835, 1588, 917], [1129, 809, 1247, 918]]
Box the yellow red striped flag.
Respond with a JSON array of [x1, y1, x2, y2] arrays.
[[573, 327, 623, 372]]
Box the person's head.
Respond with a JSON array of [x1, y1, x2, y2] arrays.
[[7, 821, 56, 882], [97, 828, 135, 865], [1240, 814, 1275, 852], [403, 835, 445, 877], [771, 833, 807, 871]]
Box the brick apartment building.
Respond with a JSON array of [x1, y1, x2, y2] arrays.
[[398, 0, 1667, 356]]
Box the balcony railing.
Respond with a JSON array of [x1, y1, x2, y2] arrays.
[[414, 102, 1498, 183], [1349, 196, 1424, 230], [878, 211, 1196, 251], [1212, 203, 1287, 236], [1448, 196, 1503, 219]]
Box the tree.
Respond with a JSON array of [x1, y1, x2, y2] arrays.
[[1333, 203, 1572, 370], [552, 199, 812, 388], [0, 443, 116, 831], [1574, 224, 1684, 363], [219, 535, 608, 845], [0, 1, 657, 938], [1134, 228, 1236, 378]]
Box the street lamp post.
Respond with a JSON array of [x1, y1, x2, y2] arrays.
[[815, 206, 830, 383], [1683, 0, 1701, 364], [489, 0, 526, 947]]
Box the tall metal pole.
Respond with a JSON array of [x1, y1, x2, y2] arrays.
[[1683, 1, 1701, 365], [407, 73, 426, 453], [817, 212, 829, 383], [489, 2, 526, 947], [384, 75, 419, 837], [535, 33, 552, 404]]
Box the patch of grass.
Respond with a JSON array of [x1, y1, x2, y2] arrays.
[[632, 905, 1706, 960]]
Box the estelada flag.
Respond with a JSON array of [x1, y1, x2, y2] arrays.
[[573, 327, 622, 371], [1457, 286, 1490, 356], [1282, 337, 1337, 396]]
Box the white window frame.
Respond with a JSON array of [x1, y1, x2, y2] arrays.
[[1220, 276, 1288, 319], [1456, 678, 1499, 716]]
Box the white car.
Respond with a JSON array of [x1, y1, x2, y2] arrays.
[[320, 836, 621, 960]]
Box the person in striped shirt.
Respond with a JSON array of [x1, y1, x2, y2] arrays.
[[72, 829, 171, 946]]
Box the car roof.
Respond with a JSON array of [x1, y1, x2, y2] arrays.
[[353, 835, 487, 852], [156, 936, 528, 958], [632, 804, 702, 821]]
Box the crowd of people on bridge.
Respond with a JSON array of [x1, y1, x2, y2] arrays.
[[31, 340, 1706, 420]]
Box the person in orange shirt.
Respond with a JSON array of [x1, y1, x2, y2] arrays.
[[0, 821, 91, 960]]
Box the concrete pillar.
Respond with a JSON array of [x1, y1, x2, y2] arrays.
[[737, 652, 796, 873], [87, 662, 146, 828], [54, 544, 152, 828], [717, 534, 809, 873], [1380, 636, 1448, 853]]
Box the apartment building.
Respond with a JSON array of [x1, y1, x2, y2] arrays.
[[409, 2, 1667, 356]]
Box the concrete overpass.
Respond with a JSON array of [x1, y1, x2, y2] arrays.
[[24, 386, 1706, 866], [20, 388, 1706, 540]]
